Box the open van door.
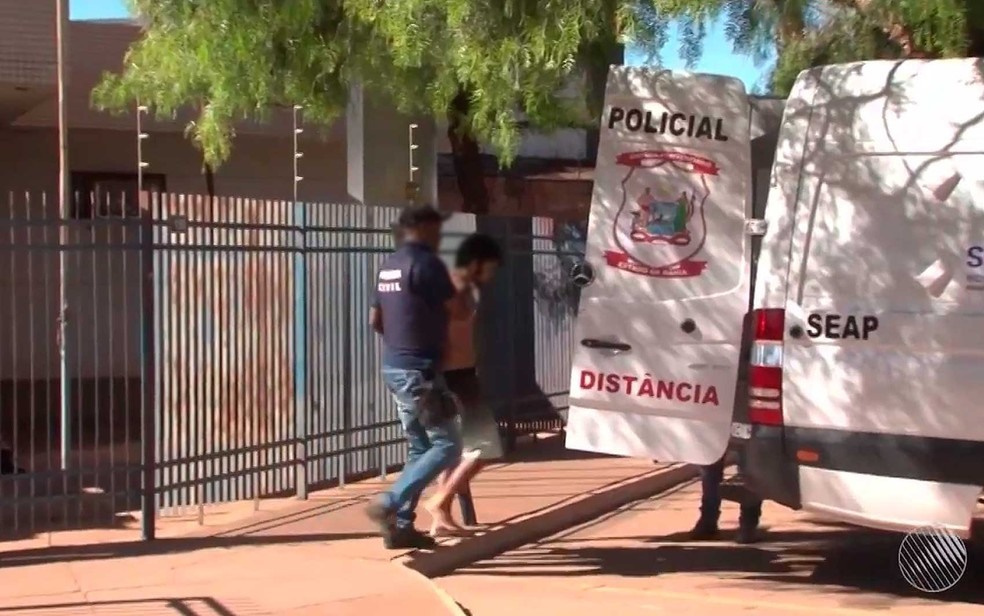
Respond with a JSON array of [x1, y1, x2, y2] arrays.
[[565, 68, 753, 464]]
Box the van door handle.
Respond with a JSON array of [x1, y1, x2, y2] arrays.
[[580, 339, 632, 352]]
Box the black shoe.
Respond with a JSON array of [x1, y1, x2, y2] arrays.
[[384, 526, 438, 550], [365, 500, 395, 534], [689, 519, 720, 540], [736, 525, 760, 544]]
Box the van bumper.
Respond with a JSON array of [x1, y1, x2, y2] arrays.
[[742, 425, 802, 510]]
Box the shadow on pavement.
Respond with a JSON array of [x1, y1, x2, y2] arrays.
[[453, 526, 984, 606], [0, 530, 376, 569], [0, 596, 245, 615], [0, 433, 647, 573]]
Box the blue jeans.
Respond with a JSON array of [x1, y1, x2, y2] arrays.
[[380, 367, 462, 529], [700, 453, 762, 528]]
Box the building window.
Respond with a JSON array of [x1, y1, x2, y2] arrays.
[[70, 172, 167, 219]]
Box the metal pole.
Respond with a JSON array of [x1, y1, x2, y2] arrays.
[[135, 102, 155, 540], [139, 183, 156, 540], [55, 0, 70, 471], [292, 105, 308, 500]]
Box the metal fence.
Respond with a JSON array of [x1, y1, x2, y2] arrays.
[[0, 191, 582, 540]]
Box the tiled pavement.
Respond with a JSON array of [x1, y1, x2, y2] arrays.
[[0, 435, 694, 615], [436, 478, 984, 615]]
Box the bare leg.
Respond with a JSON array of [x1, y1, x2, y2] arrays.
[[431, 467, 457, 525], [426, 452, 484, 534], [435, 468, 452, 490], [425, 462, 466, 535], [452, 459, 484, 499]]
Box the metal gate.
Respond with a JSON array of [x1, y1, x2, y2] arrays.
[[0, 191, 580, 541]]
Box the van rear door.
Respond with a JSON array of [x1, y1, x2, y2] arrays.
[[565, 68, 752, 464], [780, 59, 984, 533]]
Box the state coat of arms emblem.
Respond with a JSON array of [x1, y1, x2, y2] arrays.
[[604, 150, 720, 278]]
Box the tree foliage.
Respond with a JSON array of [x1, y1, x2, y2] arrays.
[[93, 0, 671, 171], [654, 0, 984, 94], [93, 0, 984, 191]]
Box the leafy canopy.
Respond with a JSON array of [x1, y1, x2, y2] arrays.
[[94, 1, 983, 169], [94, 0, 670, 168], [657, 0, 983, 94]]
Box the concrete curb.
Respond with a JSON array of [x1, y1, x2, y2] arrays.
[[399, 462, 699, 578], [395, 562, 471, 616]]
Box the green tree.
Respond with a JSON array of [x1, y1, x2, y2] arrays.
[[98, 2, 981, 211], [93, 0, 670, 213], [656, 0, 984, 94]]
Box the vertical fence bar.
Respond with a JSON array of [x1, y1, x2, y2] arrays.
[[204, 196, 216, 508], [1, 193, 9, 531], [55, 0, 71, 482], [107, 198, 117, 518], [505, 222, 518, 451], [372, 209, 385, 480], [258, 199, 267, 503], [194, 195, 206, 523], [248, 199, 260, 510], [153, 195, 164, 517], [123, 199, 133, 513], [203, 195, 214, 513], [11, 193, 22, 533], [41, 193, 53, 530], [340, 246, 352, 487], [268, 209, 277, 494], [154, 195, 165, 514], [262, 202, 272, 497], [89, 197, 99, 513], [25, 192, 37, 534], [358, 208, 367, 476], [283, 203, 294, 494], [233, 197, 243, 501], [157, 194, 170, 515], [294, 199, 308, 499], [215, 196, 228, 503], [311, 205, 323, 486], [259, 200, 270, 506], [71, 199, 82, 527], [140, 192, 156, 540], [178, 196, 191, 513]]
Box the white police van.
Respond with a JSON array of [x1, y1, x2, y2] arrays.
[[566, 59, 984, 537]]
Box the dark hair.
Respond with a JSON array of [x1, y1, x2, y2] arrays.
[[396, 204, 448, 229], [455, 233, 502, 267]]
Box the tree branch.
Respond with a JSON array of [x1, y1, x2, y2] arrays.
[[447, 87, 490, 214], [828, 0, 933, 57]]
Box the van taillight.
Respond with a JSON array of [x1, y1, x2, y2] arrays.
[[748, 308, 785, 427]]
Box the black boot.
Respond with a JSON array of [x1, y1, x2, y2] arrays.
[[689, 517, 720, 540], [384, 526, 437, 550], [736, 501, 763, 544], [736, 519, 761, 544]]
